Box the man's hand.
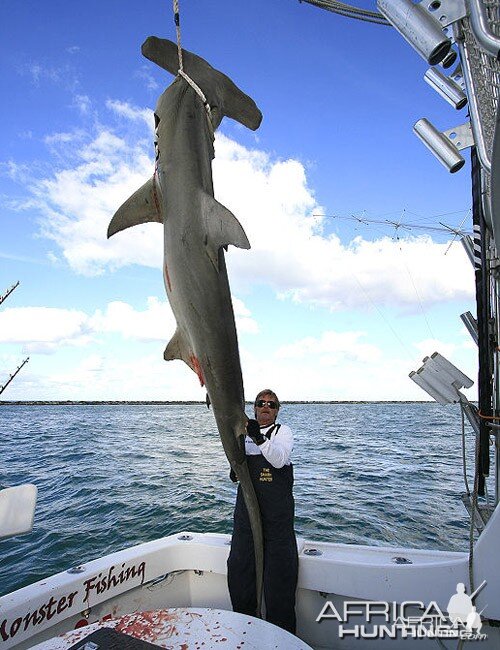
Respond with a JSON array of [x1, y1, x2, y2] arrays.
[[246, 418, 265, 446]]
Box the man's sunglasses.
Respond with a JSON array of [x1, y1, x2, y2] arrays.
[[255, 399, 278, 409]]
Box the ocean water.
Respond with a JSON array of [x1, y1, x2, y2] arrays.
[[0, 402, 483, 597]]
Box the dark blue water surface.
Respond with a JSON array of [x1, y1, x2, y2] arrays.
[[0, 403, 484, 596]]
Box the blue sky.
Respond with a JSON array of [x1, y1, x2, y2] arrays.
[[0, 0, 477, 401]]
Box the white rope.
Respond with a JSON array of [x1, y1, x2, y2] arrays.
[[173, 0, 183, 72], [178, 69, 214, 137], [172, 0, 214, 137]]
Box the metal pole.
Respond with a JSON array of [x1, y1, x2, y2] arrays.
[[0, 281, 20, 306], [471, 149, 492, 496], [0, 357, 30, 396]]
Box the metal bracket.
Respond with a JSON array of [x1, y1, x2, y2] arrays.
[[485, 249, 500, 273], [414, 118, 473, 172], [443, 121, 474, 150], [424, 66, 467, 108], [461, 493, 493, 532], [460, 397, 480, 435], [460, 311, 479, 345], [424, 0, 466, 28], [448, 63, 466, 91]]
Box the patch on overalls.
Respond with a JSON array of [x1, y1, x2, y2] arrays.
[[259, 467, 273, 482]]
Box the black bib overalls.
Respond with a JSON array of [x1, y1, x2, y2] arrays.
[[227, 434, 298, 634]]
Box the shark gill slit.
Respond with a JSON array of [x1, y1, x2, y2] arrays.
[[152, 172, 162, 220]]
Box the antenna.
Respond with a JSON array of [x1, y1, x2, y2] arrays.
[[316, 213, 472, 236], [441, 213, 470, 255]]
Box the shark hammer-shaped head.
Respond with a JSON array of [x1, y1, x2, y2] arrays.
[[142, 37, 262, 132]]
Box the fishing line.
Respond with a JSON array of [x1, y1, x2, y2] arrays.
[[393, 211, 436, 342], [350, 272, 416, 363]]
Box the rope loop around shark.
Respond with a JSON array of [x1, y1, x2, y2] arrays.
[[107, 37, 264, 617]]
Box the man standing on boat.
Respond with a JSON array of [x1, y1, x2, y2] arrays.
[[227, 389, 298, 633]]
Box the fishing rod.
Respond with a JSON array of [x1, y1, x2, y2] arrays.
[[0, 357, 30, 396], [0, 281, 20, 306]]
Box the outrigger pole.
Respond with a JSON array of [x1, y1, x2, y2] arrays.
[[0, 281, 19, 306], [1, 281, 30, 395], [0, 357, 30, 396]]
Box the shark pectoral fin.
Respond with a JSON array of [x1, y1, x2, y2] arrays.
[[164, 327, 191, 364], [202, 193, 250, 269], [107, 176, 163, 238], [164, 328, 206, 386]]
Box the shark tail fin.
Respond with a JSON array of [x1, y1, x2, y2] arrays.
[[201, 192, 250, 270], [107, 176, 163, 238]]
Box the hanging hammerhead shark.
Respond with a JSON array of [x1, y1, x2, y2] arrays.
[[107, 36, 264, 616]]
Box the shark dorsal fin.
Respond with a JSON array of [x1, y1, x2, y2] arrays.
[[201, 192, 250, 269], [107, 176, 163, 238]]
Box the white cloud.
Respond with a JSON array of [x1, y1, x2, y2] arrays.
[[31, 128, 160, 275], [90, 297, 174, 342], [5, 350, 207, 402], [232, 297, 259, 334], [106, 99, 153, 132], [2, 160, 31, 183], [243, 335, 476, 402], [0, 306, 92, 352], [412, 338, 458, 360], [16, 59, 80, 94], [276, 330, 382, 365], [44, 131, 85, 145], [0, 296, 257, 354], [134, 66, 160, 91], [20, 62, 63, 86], [72, 94, 92, 115], [212, 136, 473, 310], [11, 100, 474, 311]]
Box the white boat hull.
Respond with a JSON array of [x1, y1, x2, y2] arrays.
[[2, 531, 499, 649]]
